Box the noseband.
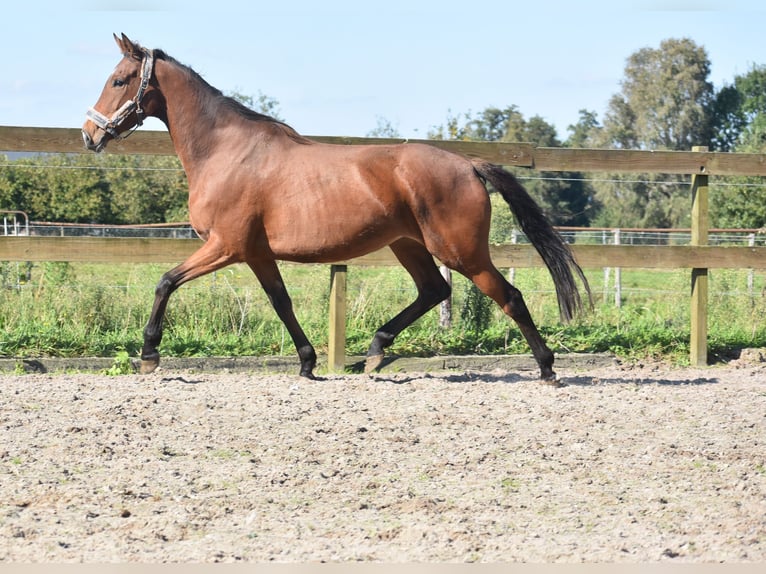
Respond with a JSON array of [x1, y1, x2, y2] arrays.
[[86, 49, 155, 140]]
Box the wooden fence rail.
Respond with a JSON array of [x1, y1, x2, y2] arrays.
[[3, 236, 766, 269], [3, 125, 766, 370]]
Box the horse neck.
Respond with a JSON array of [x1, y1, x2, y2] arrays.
[[153, 58, 236, 171]]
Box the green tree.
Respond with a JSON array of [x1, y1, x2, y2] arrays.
[[709, 67, 766, 228], [601, 37, 714, 151], [0, 153, 188, 224], [711, 65, 766, 152], [593, 38, 715, 229], [104, 154, 188, 224], [367, 116, 401, 138], [427, 109, 472, 141], [0, 154, 32, 213], [0, 155, 109, 223], [565, 109, 600, 149]]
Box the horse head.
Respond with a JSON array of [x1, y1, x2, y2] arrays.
[[82, 33, 158, 152]]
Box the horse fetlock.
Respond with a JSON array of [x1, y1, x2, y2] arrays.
[[367, 331, 394, 357], [295, 345, 316, 379]]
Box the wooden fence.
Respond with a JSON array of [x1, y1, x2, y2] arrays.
[[3, 126, 766, 371]]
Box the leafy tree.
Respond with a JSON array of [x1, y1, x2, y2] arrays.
[[0, 155, 109, 223], [426, 109, 472, 141], [709, 66, 766, 228], [0, 153, 188, 224], [0, 154, 31, 212], [592, 38, 715, 229], [103, 154, 187, 224], [710, 179, 766, 229], [565, 109, 601, 149], [367, 116, 401, 138], [38, 155, 111, 223], [711, 65, 766, 152], [711, 84, 748, 152], [600, 38, 714, 151]]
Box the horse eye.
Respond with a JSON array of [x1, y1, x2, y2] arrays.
[[112, 78, 126, 88]]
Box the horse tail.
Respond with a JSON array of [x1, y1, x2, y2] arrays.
[[472, 159, 592, 322]]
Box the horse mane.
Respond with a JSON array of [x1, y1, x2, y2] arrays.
[[152, 48, 312, 145]]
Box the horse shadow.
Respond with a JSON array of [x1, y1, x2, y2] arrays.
[[364, 371, 721, 386], [350, 356, 721, 387], [562, 374, 720, 386]]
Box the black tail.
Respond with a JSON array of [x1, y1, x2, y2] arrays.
[[473, 160, 592, 322]]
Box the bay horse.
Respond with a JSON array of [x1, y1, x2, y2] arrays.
[[82, 33, 591, 381]]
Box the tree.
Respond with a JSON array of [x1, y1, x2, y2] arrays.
[[565, 109, 601, 149], [0, 155, 109, 223], [0, 153, 188, 224], [105, 154, 188, 224], [592, 38, 715, 229], [600, 38, 714, 151], [367, 116, 401, 138], [709, 66, 766, 228], [710, 84, 748, 152]]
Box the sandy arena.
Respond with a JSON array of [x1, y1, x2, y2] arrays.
[[1, 354, 764, 562]]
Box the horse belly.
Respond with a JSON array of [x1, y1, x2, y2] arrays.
[[265, 221, 402, 264]]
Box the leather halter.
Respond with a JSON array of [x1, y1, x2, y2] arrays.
[[86, 49, 154, 140]]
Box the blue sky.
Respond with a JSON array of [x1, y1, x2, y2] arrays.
[[1, 0, 764, 141]]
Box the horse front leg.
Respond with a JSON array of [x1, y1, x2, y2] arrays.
[[249, 259, 317, 379], [141, 239, 234, 374], [140, 271, 176, 374]]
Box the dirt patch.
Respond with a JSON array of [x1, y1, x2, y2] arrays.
[[1, 357, 765, 562]]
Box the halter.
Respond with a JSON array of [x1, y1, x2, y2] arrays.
[[86, 48, 155, 140]]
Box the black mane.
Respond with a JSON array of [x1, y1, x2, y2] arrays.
[[152, 48, 311, 144]]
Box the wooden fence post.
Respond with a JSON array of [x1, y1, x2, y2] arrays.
[[690, 146, 709, 367], [439, 265, 452, 328], [613, 228, 622, 307], [748, 233, 756, 298], [328, 264, 348, 373]]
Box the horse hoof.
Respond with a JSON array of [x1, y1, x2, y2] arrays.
[[540, 371, 563, 387], [140, 358, 159, 374], [364, 354, 384, 374]]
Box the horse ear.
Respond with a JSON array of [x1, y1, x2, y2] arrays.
[[114, 33, 142, 60], [114, 32, 125, 52]]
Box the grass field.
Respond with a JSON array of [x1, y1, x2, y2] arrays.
[[2, 260, 766, 367]]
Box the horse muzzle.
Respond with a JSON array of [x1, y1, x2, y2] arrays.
[[82, 125, 108, 153]]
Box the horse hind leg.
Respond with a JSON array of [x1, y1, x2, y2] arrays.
[[365, 239, 451, 373], [466, 266, 556, 382]]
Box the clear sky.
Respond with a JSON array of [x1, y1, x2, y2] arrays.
[[1, 0, 764, 141]]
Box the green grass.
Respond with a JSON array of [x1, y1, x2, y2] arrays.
[[2, 261, 766, 365]]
